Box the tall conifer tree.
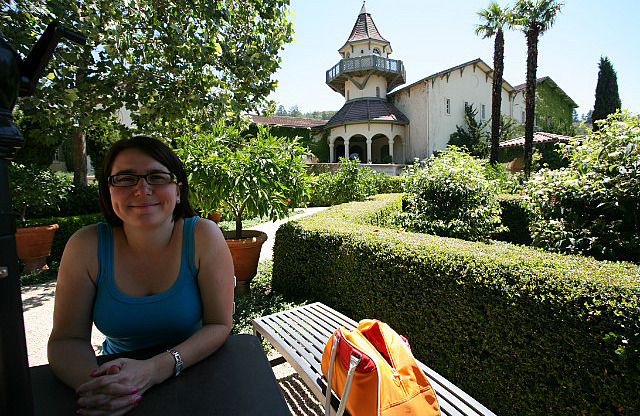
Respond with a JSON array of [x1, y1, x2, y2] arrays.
[[592, 56, 621, 131]]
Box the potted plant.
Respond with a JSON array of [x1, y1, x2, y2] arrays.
[[8, 163, 68, 272], [177, 120, 309, 292]]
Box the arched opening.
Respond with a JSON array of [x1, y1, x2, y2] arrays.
[[370, 133, 389, 163], [348, 135, 367, 162], [334, 137, 345, 162]]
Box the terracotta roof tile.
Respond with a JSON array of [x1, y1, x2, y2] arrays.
[[498, 132, 583, 148], [249, 115, 328, 129], [325, 100, 409, 127]]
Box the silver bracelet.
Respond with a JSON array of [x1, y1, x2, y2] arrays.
[[166, 349, 183, 377]]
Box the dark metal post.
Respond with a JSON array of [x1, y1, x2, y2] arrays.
[[0, 22, 85, 415]]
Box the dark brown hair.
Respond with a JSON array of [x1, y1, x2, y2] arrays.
[[98, 135, 196, 226]]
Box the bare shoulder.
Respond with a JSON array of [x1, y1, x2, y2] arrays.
[[192, 217, 233, 271], [64, 224, 99, 253], [193, 217, 226, 245], [59, 224, 99, 283]]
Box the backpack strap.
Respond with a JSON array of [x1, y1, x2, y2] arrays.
[[325, 332, 362, 416]]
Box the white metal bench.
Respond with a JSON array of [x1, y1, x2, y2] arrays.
[[253, 302, 496, 416]]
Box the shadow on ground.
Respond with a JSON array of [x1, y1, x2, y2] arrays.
[[21, 280, 56, 312], [278, 373, 324, 416]]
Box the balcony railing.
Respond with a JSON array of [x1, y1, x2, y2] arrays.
[[326, 55, 405, 84]]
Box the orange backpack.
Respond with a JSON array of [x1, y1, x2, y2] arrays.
[[321, 320, 440, 416]]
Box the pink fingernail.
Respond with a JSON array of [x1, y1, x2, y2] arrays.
[[131, 388, 139, 394], [135, 395, 142, 403], [90, 369, 98, 376]]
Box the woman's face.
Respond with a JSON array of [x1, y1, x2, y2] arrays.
[[108, 148, 181, 228]]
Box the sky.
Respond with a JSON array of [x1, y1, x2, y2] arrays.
[[268, 0, 640, 118]]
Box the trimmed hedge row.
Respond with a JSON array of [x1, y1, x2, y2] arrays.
[[272, 194, 640, 416]]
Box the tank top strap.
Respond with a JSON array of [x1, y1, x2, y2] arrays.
[[182, 217, 199, 277], [96, 222, 113, 286]]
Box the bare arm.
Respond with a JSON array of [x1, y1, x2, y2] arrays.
[[47, 225, 101, 388]]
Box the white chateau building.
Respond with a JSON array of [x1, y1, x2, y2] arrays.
[[322, 4, 576, 165]]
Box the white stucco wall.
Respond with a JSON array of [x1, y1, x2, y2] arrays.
[[340, 40, 390, 59], [345, 75, 387, 101], [389, 63, 527, 161]]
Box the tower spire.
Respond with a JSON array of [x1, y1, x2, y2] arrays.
[[360, 1, 368, 15]]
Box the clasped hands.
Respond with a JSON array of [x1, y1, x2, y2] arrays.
[[75, 358, 154, 416]]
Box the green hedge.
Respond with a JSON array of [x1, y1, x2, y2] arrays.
[[272, 194, 640, 416], [34, 213, 104, 265]]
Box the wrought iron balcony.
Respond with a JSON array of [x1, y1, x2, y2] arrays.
[[326, 55, 406, 96]]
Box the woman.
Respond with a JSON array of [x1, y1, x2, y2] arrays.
[[48, 136, 235, 415]]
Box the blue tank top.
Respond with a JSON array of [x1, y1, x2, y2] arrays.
[[93, 217, 202, 355]]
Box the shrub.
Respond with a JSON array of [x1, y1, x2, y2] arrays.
[[8, 163, 71, 227], [272, 194, 640, 416], [493, 194, 532, 245], [27, 183, 101, 219], [395, 148, 504, 241], [306, 158, 379, 206], [526, 111, 640, 262]]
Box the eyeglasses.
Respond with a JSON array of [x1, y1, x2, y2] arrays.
[[108, 172, 177, 187]]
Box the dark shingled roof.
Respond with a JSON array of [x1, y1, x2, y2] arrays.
[[249, 115, 328, 129], [499, 132, 583, 148], [345, 5, 388, 44], [325, 100, 409, 128]]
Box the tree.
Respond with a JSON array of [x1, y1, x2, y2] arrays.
[[476, 1, 512, 165], [512, 0, 564, 177], [448, 104, 490, 157], [2, 0, 293, 185], [288, 105, 302, 117], [592, 56, 621, 131], [176, 122, 308, 239]]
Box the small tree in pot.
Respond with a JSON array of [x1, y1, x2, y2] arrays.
[[177, 120, 309, 290], [8, 163, 68, 271]]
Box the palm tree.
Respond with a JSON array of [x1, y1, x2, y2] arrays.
[[513, 0, 563, 177], [476, 2, 512, 165]]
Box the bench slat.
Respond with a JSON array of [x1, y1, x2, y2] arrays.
[[253, 302, 496, 416]]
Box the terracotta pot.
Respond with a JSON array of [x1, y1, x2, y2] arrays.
[[222, 230, 268, 294], [207, 212, 222, 223], [15, 224, 59, 272]]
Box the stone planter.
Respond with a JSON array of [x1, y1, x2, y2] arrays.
[[15, 224, 59, 272], [222, 230, 268, 294]]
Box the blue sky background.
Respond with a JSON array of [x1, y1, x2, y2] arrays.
[[268, 0, 639, 118]]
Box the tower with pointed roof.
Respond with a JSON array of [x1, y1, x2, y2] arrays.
[[324, 4, 408, 165]]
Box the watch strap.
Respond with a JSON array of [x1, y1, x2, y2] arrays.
[[167, 349, 183, 377]]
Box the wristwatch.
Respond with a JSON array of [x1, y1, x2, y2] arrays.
[[167, 349, 183, 377]]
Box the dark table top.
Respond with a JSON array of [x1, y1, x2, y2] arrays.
[[29, 334, 290, 415]]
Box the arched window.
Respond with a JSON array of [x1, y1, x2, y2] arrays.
[[373, 48, 380, 55], [376, 87, 380, 98], [347, 90, 350, 101]]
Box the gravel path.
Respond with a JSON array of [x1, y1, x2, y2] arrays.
[[20, 208, 327, 414]]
